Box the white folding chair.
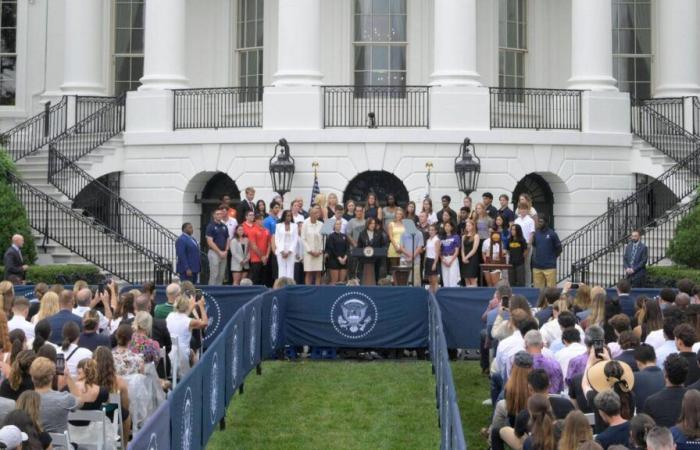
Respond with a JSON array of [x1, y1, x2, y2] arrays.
[[170, 336, 179, 389], [68, 409, 107, 450], [49, 431, 71, 449], [584, 412, 595, 426], [107, 391, 126, 448]]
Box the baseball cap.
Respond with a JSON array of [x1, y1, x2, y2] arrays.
[[0, 425, 28, 448]]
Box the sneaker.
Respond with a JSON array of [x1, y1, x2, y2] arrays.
[[482, 398, 492, 406]]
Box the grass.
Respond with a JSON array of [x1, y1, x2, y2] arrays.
[[206, 360, 491, 450]]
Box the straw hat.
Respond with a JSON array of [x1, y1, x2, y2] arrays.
[[585, 360, 635, 393]]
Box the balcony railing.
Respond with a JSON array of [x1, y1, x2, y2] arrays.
[[2, 97, 68, 161], [694, 96, 700, 136], [173, 87, 263, 130], [489, 87, 582, 130], [634, 97, 685, 132], [323, 85, 430, 128]]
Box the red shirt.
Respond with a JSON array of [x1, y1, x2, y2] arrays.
[[245, 223, 270, 263]]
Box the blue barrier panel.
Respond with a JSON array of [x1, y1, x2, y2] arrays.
[[284, 286, 428, 348], [127, 399, 170, 450], [200, 333, 227, 447], [260, 289, 287, 360], [225, 308, 246, 404], [241, 295, 263, 379], [197, 286, 267, 347], [170, 362, 203, 450]]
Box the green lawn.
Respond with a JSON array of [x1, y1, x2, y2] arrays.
[[206, 360, 491, 450]]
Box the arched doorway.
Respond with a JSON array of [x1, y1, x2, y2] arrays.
[[635, 173, 679, 224], [199, 173, 240, 246], [72, 172, 121, 232], [343, 171, 409, 206], [512, 173, 555, 227]]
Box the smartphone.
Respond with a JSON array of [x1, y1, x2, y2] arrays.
[[570, 283, 580, 290], [195, 289, 203, 300], [97, 283, 104, 294], [501, 296, 510, 309], [56, 354, 65, 374], [593, 339, 605, 359]]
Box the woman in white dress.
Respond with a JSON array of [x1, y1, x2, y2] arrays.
[[166, 295, 208, 376], [275, 210, 298, 280], [302, 205, 324, 285]]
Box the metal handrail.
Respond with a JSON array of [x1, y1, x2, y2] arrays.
[[2, 97, 68, 161], [632, 99, 696, 162], [489, 87, 583, 131], [322, 85, 431, 128], [693, 96, 700, 136], [173, 86, 263, 129], [558, 105, 700, 283], [6, 171, 171, 283], [633, 97, 685, 132]]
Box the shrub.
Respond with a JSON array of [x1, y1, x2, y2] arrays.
[[646, 266, 700, 288], [0, 150, 37, 264], [667, 200, 700, 269], [0, 264, 102, 284]]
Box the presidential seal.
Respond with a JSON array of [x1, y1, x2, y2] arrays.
[[210, 353, 219, 425], [330, 291, 378, 339], [270, 297, 279, 349], [249, 308, 257, 364], [181, 387, 194, 450], [201, 290, 221, 345], [147, 433, 158, 450], [363, 246, 374, 258], [231, 324, 239, 389]]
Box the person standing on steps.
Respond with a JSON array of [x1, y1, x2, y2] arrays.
[[176, 223, 201, 283], [623, 229, 648, 288]]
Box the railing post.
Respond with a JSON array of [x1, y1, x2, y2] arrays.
[[43, 101, 51, 137]]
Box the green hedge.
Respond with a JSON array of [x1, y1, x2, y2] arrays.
[[646, 265, 700, 288], [667, 195, 700, 269], [1, 264, 102, 285], [0, 150, 37, 264]]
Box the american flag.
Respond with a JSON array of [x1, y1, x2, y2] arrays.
[[310, 171, 320, 206]]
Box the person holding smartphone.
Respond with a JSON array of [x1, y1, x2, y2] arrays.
[[30, 357, 83, 434]]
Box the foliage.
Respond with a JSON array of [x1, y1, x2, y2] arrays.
[[667, 200, 700, 269], [0, 264, 102, 284], [646, 265, 700, 288], [0, 150, 37, 264], [207, 360, 440, 450]]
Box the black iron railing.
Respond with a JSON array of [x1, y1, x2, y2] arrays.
[[489, 87, 582, 130], [173, 87, 263, 129], [693, 96, 700, 136], [633, 97, 685, 132], [47, 98, 180, 282], [571, 197, 699, 287], [6, 171, 172, 283], [2, 97, 68, 161], [632, 100, 697, 163], [323, 86, 430, 128], [558, 106, 700, 284], [76, 96, 120, 124]]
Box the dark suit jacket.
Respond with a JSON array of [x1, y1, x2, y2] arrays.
[[3, 246, 24, 280], [634, 366, 665, 411], [615, 349, 639, 371], [175, 234, 201, 275], [617, 294, 635, 318], [643, 386, 687, 427], [623, 241, 648, 275], [47, 310, 83, 345], [237, 199, 256, 223], [357, 230, 388, 250]]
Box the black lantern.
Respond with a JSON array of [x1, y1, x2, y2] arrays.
[[454, 138, 481, 195], [269, 138, 295, 196]]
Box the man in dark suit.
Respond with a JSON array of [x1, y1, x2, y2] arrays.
[[623, 229, 648, 288], [47, 290, 83, 344], [236, 186, 257, 222], [643, 353, 688, 427], [615, 278, 635, 317], [3, 234, 28, 281], [438, 195, 457, 224], [175, 223, 201, 283], [614, 331, 639, 371], [633, 344, 665, 410]]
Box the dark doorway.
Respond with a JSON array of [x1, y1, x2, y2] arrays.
[[199, 173, 240, 245], [512, 173, 555, 228], [73, 172, 121, 232], [343, 170, 409, 207], [634, 173, 679, 225]]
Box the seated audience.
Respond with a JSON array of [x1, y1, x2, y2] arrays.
[[643, 353, 688, 427], [616, 279, 634, 318], [635, 298, 664, 344], [31, 320, 53, 354], [57, 322, 92, 377], [8, 298, 33, 340], [490, 352, 533, 450], [593, 389, 631, 449], [614, 331, 640, 371], [564, 326, 605, 384], [559, 411, 594, 450], [30, 356, 82, 434], [0, 350, 35, 400], [46, 290, 82, 345], [522, 330, 563, 394], [670, 390, 700, 448], [166, 295, 208, 376], [78, 309, 111, 352], [31, 292, 59, 326], [72, 288, 111, 331], [499, 394, 557, 450], [673, 323, 700, 385], [535, 287, 561, 326], [548, 311, 584, 354], [629, 414, 656, 450], [582, 350, 635, 434], [15, 390, 50, 449], [94, 346, 131, 439], [646, 426, 676, 450], [112, 324, 144, 376], [607, 314, 632, 358], [129, 311, 161, 364], [3, 408, 49, 450], [655, 308, 686, 367], [527, 369, 574, 419]]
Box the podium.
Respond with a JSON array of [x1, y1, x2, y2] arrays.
[[480, 263, 512, 285], [351, 247, 387, 286]]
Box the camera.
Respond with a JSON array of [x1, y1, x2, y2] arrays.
[[593, 339, 605, 359], [56, 354, 65, 375]]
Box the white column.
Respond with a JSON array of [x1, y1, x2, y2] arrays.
[[655, 0, 700, 97], [430, 0, 480, 86], [568, 0, 617, 91], [60, 0, 104, 95], [273, 0, 322, 86], [139, 0, 189, 90]]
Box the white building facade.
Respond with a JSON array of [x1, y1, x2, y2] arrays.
[[2, 0, 700, 283]]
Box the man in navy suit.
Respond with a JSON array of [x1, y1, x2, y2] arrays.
[[3, 234, 28, 281], [623, 229, 648, 288], [176, 223, 201, 283]]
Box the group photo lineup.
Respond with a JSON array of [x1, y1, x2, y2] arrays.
[[0, 0, 700, 449]]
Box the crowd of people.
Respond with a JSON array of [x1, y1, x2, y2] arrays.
[[176, 187, 568, 291], [481, 276, 700, 450], [0, 277, 209, 448]]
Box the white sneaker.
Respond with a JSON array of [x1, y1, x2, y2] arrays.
[[482, 398, 492, 406]]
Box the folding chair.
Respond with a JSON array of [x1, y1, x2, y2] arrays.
[[107, 392, 127, 448], [67, 409, 107, 450], [49, 431, 71, 449], [171, 336, 179, 389], [584, 413, 595, 426]]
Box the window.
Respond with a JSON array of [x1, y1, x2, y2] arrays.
[[114, 0, 144, 96], [498, 0, 527, 88], [0, 0, 17, 106], [612, 0, 651, 99], [237, 0, 263, 101], [353, 0, 407, 88]]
